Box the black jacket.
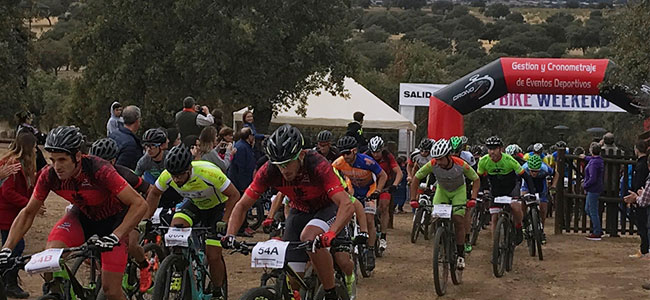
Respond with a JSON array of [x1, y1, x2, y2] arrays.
[[346, 121, 367, 152], [633, 156, 649, 191]]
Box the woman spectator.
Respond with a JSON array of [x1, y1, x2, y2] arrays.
[[241, 110, 266, 140], [15, 111, 47, 171], [217, 127, 236, 159], [197, 126, 233, 172], [0, 132, 38, 298]]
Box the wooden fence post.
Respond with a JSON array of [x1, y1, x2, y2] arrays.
[[555, 149, 565, 235]]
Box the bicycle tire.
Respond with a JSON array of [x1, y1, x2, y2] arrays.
[[505, 223, 515, 272], [432, 226, 449, 296], [469, 207, 481, 246], [247, 201, 265, 230], [492, 216, 507, 278], [411, 208, 424, 243], [131, 243, 167, 300], [356, 245, 372, 278], [423, 212, 432, 240], [531, 208, 544, 261], [526, 215, 536, 258], [152, 254, 191, 300], [449, 227, 462, 286], [70, 254, 102, 298], [238, 287, 276, 300], [315, 277, 349, 300]]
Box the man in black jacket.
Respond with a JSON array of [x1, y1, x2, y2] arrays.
[[346, 111, 368, 153], [630, 140, 650, 258]]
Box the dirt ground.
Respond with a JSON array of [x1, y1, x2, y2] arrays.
[[12, 193, 650, 299]]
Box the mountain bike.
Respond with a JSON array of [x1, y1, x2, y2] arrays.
[[523, 194, 544, 261], [231, 238, 351, 300], [349, 213, 371, 278], [469, 192, 490, 246], [491, 196, 519, 278], [153, 226, 226, 300], [431, 204, 465, 296], [411, 184, 435, 244]]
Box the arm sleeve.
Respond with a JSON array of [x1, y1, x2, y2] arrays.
[[318, 161, 345, 198], [154, 171, 172, 192], [477, 158, 487, 176], [134, 157, 145, 176], [521, 171, 537, 194], [196, 114, 214, 126], [0, 174, 29, 208], [364, 156, 384, 176], [415, 160, 434, 181], [32, 168, 51, 202], [462, 161, 479, 181]]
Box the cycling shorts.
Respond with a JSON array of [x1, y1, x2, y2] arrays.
[[357, 197, 377, 215], [433, 184, 467, 216], [283, 203, 346, 264], [173, 199, 225, 247], [47, 206, 128, 273], [379, 192, 391, 201]]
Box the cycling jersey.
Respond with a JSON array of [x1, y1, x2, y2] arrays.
[[521, 162, 554, 203], [155, 160, 232, 210], [33, 155, 128, 221], [313, 145, 340, 163], [115, 164, 149, 195], [477, 153, 526, 197], [134, 151, 167, 184], [459, 151, 476, 167], [366, 150, 398, 179], [409, 151, 432, 170], [524, 152, 552, 166], [415, 156, 478, 192], [332, 153, 382, 199], [246, 150, 345, 213]]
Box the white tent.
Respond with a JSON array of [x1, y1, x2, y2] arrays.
[[232, 77, 416, 131]]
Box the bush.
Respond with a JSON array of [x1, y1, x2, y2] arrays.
[[362, 25, 390, 42]]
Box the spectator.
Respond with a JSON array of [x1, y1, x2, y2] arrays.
[[109, 105, 143, 170], [346, 111, 368, 152], [217, 127, 236, 160], [625, 155, 650, 290], [211, 109, 224, 133], [198, 126, 233, 172], [241, 110, 266, 140], [175, 96, 214, 139], [182, 135, 201, 160], [629, 140, 650, 258], [166, 127, 181, 148], [601, 132, 622, 156], [15, 111, 47, 171], [582, 143, 604, 241], [393, 156, 409, 214], [0, 132, 38, 298], [227, 128, 257, 237], [106, 101, 124, 136]]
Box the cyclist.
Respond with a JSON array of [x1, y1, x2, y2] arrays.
[[134, 128, 183, 209], [89, 138, 156, 292], [521, 154, 558, 244], [451, 136, 476, 167], [505, 144, 526, 165], [478, 136, 537, 246], [333, 135, 387, 270], [144, 145, 241, 299], [365, 136, 402, 253], [223, 125, 354, 300], [0, 126, 148, 300], [524, 143, 553, 166], [407, 138, 434, 184], [409, 139, 480, 269], [315, 130, 340, 162]]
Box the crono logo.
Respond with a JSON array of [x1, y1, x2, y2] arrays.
[[452, 74, 495, 102]]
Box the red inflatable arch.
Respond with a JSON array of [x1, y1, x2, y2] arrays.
[[428, 57, 644, 140]]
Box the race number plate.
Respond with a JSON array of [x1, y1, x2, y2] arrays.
[[251, 239, 290, 269], [25, 248, 63, 275], [432, 204, 452, 219], [494, 196, 513, 204], [152, 207, 164, 224], [165, 227, 192, 247]]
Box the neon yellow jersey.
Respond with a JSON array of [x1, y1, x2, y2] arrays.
[[155, 161, 232, 210]]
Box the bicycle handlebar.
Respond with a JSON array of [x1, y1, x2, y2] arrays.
[[228, 238, 352, 255]]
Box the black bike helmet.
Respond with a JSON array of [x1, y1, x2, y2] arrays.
[[419, 138, 433, 152], [90, 138, 119, 161], [142, 128, 167, 144], [164, 145, 193, 175], [45, 126, 84, 154], [265, 124, 304, 164], [337, 136, 358, 151], [316, 130, 333, 143], [555, 140, 567, 148], [470, 145, 485, 156], [485, 136, 503, 149]]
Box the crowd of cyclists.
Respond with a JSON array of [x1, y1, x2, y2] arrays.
[[0, 115, 571, 300]]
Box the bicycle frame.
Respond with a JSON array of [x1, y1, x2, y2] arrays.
[[165, 227, 214, 300]]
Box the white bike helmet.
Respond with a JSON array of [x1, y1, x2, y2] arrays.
[[369, 136, 384, 152], [431, 139, 451, 159], [533, 143, 544, 152]]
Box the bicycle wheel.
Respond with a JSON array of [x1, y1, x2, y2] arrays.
[[423, 212, 432, 240], [70, 254, 102, 297], [152, 254, 191, 300], [247, 201, 265, 230], [531, 208, 544, 261], [411, 208, 424, 243], [449, 230, 462, 285], [526, 215, 536, 258], [469, 207, 481, 246], [356, 244, 372, 278], [239, 287, 276, 300], [432, 226, 449, 296], [505, 224, 515, 272], [492, 216, 507, 278]]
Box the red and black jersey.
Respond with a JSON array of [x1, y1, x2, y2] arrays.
[[33, 155, 128, 221], [366, 150, 398, 177], [245, 150, 345, 213], [114, 164, 149, 196]]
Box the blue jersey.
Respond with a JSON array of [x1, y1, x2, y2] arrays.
[[332, 153, 383, 199], [521, 162, 553, 200]]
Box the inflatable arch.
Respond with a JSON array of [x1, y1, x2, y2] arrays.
[[428, 57, 644, 139]]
